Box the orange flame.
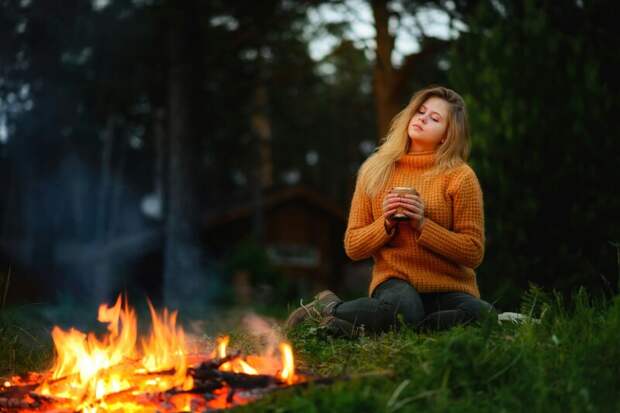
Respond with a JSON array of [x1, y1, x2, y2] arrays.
[[37, 295, 191, 411], [278, 342, 296, 384], [29, 296, 299, 412], [215, 335, 260, 375], [217, 336, 229, 359], [140, 300, 193, 391]]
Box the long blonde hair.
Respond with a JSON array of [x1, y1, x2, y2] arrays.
[[359, 85, 471, 197]]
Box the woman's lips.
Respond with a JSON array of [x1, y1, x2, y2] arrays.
[[412, 124, 424, 131]]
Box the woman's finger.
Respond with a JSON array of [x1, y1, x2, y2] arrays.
[[403, 210, 423, 220], [399, 200, 422, 210], [384, 208, 399, 218], [400, 204, 423, 214], [399, 199, 424, 208], [403, 195, 424, 204], [383, 199, 399, 207]]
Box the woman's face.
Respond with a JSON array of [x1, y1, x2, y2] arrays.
[[407, 96, 450, 152]]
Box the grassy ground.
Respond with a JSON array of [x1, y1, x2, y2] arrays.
[[2, 287, 619, 412], [0, 304, 54, 376], [236, 286, 620, 413]]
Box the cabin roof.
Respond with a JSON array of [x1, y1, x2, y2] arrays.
[[203, 185, 345, 229]]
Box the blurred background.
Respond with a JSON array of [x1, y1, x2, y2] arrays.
[[1, 0, 619, 316]]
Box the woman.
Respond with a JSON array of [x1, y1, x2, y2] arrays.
[[286, 85, 495, 336]]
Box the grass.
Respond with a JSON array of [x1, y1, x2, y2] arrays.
[[0, 305, 53, 376], [235, 286, 620, 412], [2, 286, 619, 412]]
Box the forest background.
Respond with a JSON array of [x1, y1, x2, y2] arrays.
[[1, 0, 619, 314]]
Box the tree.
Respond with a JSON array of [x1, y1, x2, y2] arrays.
[[162, 0, 210, 308], [370, 0, 453, 140], [0, 0, 170, 303], [448, 0, 620, 306]]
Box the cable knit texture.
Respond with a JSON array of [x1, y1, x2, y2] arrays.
[[344, 150, 485, 298]]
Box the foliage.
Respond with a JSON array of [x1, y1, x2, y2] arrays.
[[2, 0, 619, 309], [271, 38, 377, 208], [447, 0, 620, 307], [0, 1, 378, 304]]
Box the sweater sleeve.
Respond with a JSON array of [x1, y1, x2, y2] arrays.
[[344, 173, 394, 261], [415, 167, 485, 268]]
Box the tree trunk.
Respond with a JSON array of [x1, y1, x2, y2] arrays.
[[252, 83, 274, 191], [371, 0, 401, 142], [163, 1, 207, 309], [90, 117, 116, 304], [107, 135, 127, 240], [250, 76, 273, 243], [371, 0, 452, 142], [96, 116, 115, 242], [154, 107, 167, 221]]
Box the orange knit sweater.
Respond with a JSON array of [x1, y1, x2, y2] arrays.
[[344, 150, 485, 298]]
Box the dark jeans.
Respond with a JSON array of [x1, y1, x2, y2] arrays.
[[333, 278, 495, 333]]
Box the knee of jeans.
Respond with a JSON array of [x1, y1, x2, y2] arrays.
[[391, 300, 425, 326], [458, 299, 495, 321], [375, 300, 421, 327]]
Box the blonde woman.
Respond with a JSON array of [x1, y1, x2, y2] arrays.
[[286, 85, 495, 335]]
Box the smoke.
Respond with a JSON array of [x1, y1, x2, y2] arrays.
[[181, 311, 286, 364], [242, 313, 283, 357]]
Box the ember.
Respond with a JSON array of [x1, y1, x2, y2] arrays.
[[0, 295, 304, 412]]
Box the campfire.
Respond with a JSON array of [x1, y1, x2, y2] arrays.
[[0, 295, 304, 412]]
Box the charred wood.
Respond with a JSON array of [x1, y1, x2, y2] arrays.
[[0, 396, 40, 409]]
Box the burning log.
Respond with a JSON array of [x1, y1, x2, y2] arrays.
[[41, 358, 142, 389], [0, 396, 39, 409], [133, 368, 176, 377], [226, 387, 235, 404], [163, 359, 283, 397], [219, 371, 280, 389], [27, 391, 70, 404], [189, 362, 280, 389], [100, 386, 139, 403], [0, 296, 306, 412], [0, 382, 38, 398]]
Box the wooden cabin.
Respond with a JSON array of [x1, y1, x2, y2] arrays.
[[202, 185, 369, 301]]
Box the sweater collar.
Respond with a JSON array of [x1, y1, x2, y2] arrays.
[[398, 150, 437, 169]]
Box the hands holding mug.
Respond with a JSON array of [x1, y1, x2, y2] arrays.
[[381, 187, 426, 232]]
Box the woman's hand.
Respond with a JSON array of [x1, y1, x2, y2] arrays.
[[382, 190, 401, 233], [397, 193, 427, 231]]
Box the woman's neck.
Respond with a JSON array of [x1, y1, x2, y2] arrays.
[[408, 141, 437, 153], [399, 150, 437, 169], [407, 149, 436, 154]]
